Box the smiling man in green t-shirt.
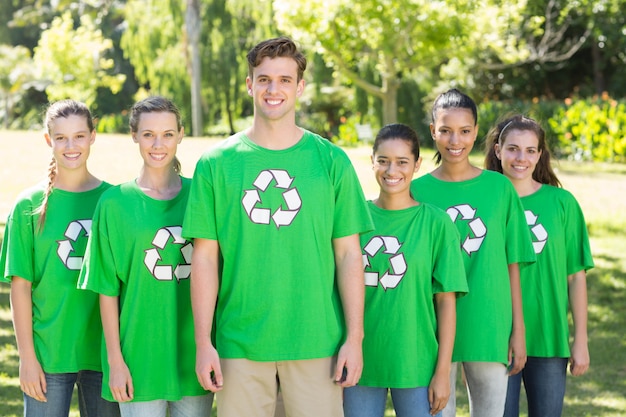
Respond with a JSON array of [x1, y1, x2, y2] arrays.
[[182, 37, 373, 417]]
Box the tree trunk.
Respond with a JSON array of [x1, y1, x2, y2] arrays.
[[186, 0, 202, 136], [381, 76, 399, 125], [591, 38, 604, 95]]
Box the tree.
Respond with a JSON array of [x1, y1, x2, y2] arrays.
[[121, 0, 192, 129], [186, 0, 202, 136], [203, 0, 278, 134], [32, 11, 125, 107], [0, 44, 36, 128], [274, 0, 478, 125]]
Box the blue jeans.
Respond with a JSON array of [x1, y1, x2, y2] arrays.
[[23, 371, 120, 417], [343, 385, 439, 417], [503, 356, 568, 417], [118, 394, 213, 417]]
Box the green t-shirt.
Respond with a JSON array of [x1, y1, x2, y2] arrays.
[[0, 182, 111, 373], [359, 201, 468, 388], [410, 170, 535, 363], [79, 177, 206, 402], [520, 185, 593, 358], [183, 130, 373, 361]]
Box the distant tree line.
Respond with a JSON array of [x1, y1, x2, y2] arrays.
[[1, 0, 625, 161]]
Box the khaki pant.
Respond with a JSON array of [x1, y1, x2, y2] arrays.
[[217, 357, 343, 417]]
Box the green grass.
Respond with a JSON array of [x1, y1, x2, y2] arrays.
[[1, 132, 625, 416]]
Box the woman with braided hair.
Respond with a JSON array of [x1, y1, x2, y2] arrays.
[[0, 100, 119, 416]]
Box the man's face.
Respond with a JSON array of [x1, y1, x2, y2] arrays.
[[246, 56, 305, 123]]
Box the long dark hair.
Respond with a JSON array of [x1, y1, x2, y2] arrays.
[[484, 114, 561, 187], [431, 88, 478, 164], [373, 123, 421, 161]]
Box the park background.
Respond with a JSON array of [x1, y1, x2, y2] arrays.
[[1, 0, 625, 416]]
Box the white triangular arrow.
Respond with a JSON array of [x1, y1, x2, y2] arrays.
[[253, 170, 274, 191], [364, 236, 384, 257], [242, 189, 261, 215], [389, 253, 407, 274], [380, 272, 403, 290], [273, 208, 298, 228], [271, 169, 294, 189], [282, 188, 302, 210]]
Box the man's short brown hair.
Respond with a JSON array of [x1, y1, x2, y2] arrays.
[[247, 37, 307, 81]]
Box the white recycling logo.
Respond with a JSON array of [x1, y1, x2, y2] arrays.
[[525, 210, 548, 254], [446, 204, 487, 255], [242, 169, 302, 228], [143, 226, 193, 282], [362, 236, 407, 290], [57, 220, 92, 270]]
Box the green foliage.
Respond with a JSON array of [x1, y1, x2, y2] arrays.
[[275, 0, 479, 124], [96, 112, 129, 134], [0, 44, 36, 128], [121, 0, 189, 121], [476, 99, 562, 150], [549, 94, 626, 162], [331, 114, 378, 147], [32, 12, 125, 108]]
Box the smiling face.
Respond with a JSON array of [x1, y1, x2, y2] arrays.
[[431, 107, 478, 165], [132, 111, 183, 171], [45, 114, 95, 172], [496, 128, 542, 184], [246, 56, 305, 123], [372, 138, 421, 198]]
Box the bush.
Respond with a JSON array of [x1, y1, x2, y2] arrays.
[[548, 94, 626, 162], [96, 112, 128, 133]]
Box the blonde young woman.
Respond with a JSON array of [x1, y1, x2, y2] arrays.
[[0, 100, 119, 417], [485, 114, 593, 417], [79, 96, 212, 417]]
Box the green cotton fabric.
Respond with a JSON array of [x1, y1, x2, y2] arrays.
[[79, 178, 206, 402], [519, 185, 594, 358], [410, 170, 536, 364], [183, 130, 373, 361], [358, 201, 468, 388], [0, 182, 111, 373]]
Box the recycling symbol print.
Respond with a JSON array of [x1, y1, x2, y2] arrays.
[[446, 204, 487, 255], [57, 219, 92, 270], [525, 210, 548, 254], [242, 169, 302, 228], [362, 235, 407, 290], [143, 226, 193, 282]]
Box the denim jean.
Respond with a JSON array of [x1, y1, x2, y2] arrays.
[[23, 370, 120, 417], [442, 362, 508, 417], [503, 356, 568, 417], [343, 385, 439, 417], [118, 394, 213, 417]]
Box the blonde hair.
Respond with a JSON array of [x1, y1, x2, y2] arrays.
[[36, 100, 94, 231], [129, 96, 183, 174]]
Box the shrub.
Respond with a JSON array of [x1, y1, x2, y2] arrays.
[[548, 94, 626, 162]]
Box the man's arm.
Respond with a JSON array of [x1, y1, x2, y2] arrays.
[[191, 237, 223, 392], [332, 233, 364, 387]]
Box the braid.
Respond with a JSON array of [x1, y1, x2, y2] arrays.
[[36, 157, 57, 231]]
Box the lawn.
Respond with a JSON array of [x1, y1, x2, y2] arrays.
[[1, 130, 625, 416]]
